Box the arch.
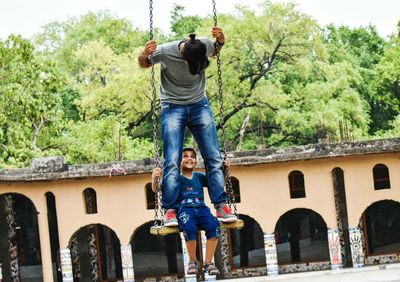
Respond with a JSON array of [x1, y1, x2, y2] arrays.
[[230, 176, 241, 203], [68, 224, 123, 281], [145, 183, 155, 210], [130, 221, 184, 280], [274, 208, 329, 265], [0, 193, 43, 281], [227, 214, 266, 269], [288, 170, 306, 199], [372, 164, 391, 190], [82, 188, 98, 214], [361, 199, 400, 255]]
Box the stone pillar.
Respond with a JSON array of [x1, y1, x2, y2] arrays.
[[5, 195, 19, 281], [214, 228, 231, 278], [120, 244, 134, 281], [328, 229, 343, 270], [37, 199, 54, 281], [264, 233, 278, 276], [60, 248, 73, 282], [349, 227, 364, 268]]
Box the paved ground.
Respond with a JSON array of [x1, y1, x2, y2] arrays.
[[228, 263, 400, 282]]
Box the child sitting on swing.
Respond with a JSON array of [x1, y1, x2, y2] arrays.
[[152, 147, 223, 275]]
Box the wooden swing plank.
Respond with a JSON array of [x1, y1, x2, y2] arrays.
[[221, 219, 244, 229], [150, 225, 180, 236], [150, 219, 244, 236]]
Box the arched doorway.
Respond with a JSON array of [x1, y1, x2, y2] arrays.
[[362, 200, 400, 255], [275, 208, 330, 265], [0, 193, 43, 281], [68, 224, 123, 281], [130, 221, 184, 281], [227, 214, 266, 269]]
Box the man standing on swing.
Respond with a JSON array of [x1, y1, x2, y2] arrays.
[[138, 27, 237, 226]]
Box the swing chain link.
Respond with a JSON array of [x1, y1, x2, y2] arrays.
[[212, 0, 238, 216], [149, 0, 164, 227]]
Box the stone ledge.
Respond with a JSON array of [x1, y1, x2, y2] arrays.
[[1, 138, 399, 182]]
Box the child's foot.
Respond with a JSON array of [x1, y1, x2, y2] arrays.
[[187, 260, 199, 275], [204, 262, 220, 275], [216, 204, 237, 222], [163, 209, 178, 227]]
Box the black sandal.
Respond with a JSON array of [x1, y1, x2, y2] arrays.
[[204, 262, 220, 275], [187, 261, 199, 275]]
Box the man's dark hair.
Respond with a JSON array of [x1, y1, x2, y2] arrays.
[[182, 147, 197, 158], [182, 34, 210, 75]]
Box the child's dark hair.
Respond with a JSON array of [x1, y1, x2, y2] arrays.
[[182, 34, 210, 75], [182, 147, 197, 158]]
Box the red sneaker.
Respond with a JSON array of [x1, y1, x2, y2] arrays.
[[163, 209, 178, 227], [216, 204, 237, 222]]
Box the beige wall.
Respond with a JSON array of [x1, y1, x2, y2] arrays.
[[1, 152, 400, 249], [0, 174, 155, 247]]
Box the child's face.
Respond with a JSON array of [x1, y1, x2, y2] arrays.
[[181, 150, 197, 169]]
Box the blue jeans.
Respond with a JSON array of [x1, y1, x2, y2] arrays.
[[161, 97, 227, 210]]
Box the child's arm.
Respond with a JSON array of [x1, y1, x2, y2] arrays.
[[151, 167, 162, 192]]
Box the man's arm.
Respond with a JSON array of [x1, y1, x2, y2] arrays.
[[138, 40, 157, 68], [212, 26, 225, 55]]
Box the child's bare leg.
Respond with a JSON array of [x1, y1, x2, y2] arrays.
[[186, 240, 197, 261], [205, 237, 218, 263]]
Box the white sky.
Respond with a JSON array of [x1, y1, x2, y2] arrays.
[[0, 0, 399, 40]]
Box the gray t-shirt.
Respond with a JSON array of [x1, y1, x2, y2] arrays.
[[148, 38, 215, 105]]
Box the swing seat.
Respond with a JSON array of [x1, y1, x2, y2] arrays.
[[220, 219, 244, 229], [150, 225, 180, 236], [150, 219, 244, 236]]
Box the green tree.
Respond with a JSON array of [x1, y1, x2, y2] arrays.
[[0, 35, 65, 168], [170, 4, 202, 39], [201, 1, 323, 147], [34, 11, 148, 74], [61, 117, 153, 164], [371, 41, 400, 132], [322, 24, 387, 134]]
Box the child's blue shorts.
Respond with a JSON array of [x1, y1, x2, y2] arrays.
[[177, 205, 221, 241]]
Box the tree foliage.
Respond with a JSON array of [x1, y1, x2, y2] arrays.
[[1, 2, 399, 168], [0, 35, 65, 167]]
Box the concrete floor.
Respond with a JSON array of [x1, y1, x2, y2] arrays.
[[227, 263, 400, 282]]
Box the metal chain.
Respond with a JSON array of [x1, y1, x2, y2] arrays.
[[212, 0, 238, 216], [149, 0, 164, 226]]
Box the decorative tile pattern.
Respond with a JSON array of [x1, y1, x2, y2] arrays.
[[120, 244, 134, 281], [349, 227, 364, 268], [264, 233, 278, 276], [88, 227, 99, 281], [279, 261, 330, 273], [332, 169, 349, 265], [230, 267, 267, 278], [60, 248, 73, 282], [69, 236, 80, 279], [142, 276, 184, 282], [364, 254, 400, 265], [5, 195, 20, 282], [328, 229, 343, 270], [214, 228, 231, 278]]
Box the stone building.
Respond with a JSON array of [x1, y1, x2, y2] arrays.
[[0, 138, 399, 281]]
